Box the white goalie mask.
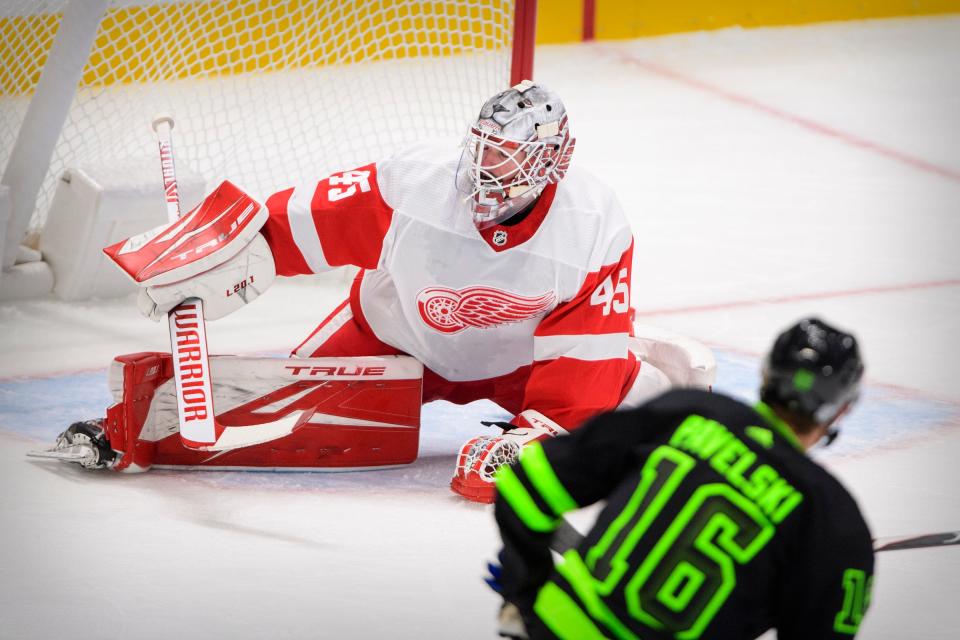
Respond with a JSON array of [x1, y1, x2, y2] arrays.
[[456, 80, 575, 229]]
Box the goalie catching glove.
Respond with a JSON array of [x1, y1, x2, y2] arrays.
[[103, 180, 276, 321], [451, 410, 568, 504]]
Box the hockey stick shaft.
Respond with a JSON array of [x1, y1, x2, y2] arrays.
[[152, 116, 220, 449], [873, 530, 960, 552], [550, 519, 960, 555], [549, 518, 585, 555]]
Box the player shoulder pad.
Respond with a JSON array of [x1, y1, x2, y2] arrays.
[[104, 180, 267, 286]]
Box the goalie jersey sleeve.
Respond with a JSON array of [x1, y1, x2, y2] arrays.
[[494, 389, 875, 639], [260, 163, 393, 275], [520, 236, 637, 429]]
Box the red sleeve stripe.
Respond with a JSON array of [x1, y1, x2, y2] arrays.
[[287, 185, 333, 273], [533, 332, 628, 362], [262, 188, 313, 277]]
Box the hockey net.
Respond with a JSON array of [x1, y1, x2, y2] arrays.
[[0, 0, 531, 251]]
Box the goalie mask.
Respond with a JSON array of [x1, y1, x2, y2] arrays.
[[456, 80, 575, 229]]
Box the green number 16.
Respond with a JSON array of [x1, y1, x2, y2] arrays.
[[586, 446, 776, 639]]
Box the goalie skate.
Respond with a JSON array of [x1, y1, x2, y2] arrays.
[[28, 419, 116, 469]]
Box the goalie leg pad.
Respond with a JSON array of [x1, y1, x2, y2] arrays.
[[105, 352, 171, 472], [617, 359, 671, 410], [103, 353, 424, 471], [630, 322, 717, 390]]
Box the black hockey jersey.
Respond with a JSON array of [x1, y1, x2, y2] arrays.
[[494, 389, 875, 639]]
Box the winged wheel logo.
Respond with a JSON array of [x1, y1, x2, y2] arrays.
[[416, 286, 556, 334]]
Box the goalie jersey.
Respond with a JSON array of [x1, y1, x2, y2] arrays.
[[260, 144, 639, 429]]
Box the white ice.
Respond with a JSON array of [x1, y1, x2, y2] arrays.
[[1, 15, 959, 639]]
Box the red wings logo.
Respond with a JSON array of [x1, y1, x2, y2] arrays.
[[417, 286, 556, 334]]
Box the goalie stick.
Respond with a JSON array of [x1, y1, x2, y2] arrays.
[[549, 518, 960, 555], [151, 115, 220, 450], [144, 117, 301, 452]]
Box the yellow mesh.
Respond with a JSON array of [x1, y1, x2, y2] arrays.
[[1, 0, 515, 235]]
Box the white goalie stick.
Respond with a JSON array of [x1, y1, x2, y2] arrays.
[[150, 117, 300, 452], [152, 115, 220, 450], [549, 518, 960, 555]]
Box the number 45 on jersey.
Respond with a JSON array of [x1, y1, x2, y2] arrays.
[[591, 268, 630, 316], [327, 169, 372, 201]]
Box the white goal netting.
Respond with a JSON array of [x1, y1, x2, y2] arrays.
[[1, 0, 518, 243]]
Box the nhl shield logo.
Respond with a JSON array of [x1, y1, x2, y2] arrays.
[[492, 230, 508, 246]]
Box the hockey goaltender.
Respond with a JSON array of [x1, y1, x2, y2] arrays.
[[38, 81, 715, 504]]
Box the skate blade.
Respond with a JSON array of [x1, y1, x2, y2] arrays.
[[26, 444, 95, 464]]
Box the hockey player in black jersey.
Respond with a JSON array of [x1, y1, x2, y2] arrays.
[[492, 317, 873, 639]]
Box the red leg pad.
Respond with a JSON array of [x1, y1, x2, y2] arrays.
[[104, 352, 172, 472], [152, 378, 422, 469], [104, 353, 423, 471]]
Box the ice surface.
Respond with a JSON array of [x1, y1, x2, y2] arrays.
[[2, 16, 959, 639]]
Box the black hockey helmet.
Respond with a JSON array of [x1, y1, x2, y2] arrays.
[[760, 318, 864, 430]]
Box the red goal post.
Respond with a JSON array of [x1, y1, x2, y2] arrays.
[[0, 0, 538, 297]]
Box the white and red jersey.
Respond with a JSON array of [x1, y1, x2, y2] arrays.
[[261, 144, 638, 430]]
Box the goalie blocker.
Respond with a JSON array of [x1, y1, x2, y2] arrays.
[[99, 352, 423, 472]]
